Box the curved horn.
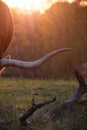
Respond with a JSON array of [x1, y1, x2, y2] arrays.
[[0, 48, 71, 69]]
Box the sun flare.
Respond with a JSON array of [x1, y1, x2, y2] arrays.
[[3, 0, 58, 13]]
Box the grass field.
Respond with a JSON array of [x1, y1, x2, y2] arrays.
[[0, 77, 87, 130]]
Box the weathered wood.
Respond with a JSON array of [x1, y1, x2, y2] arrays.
[[67, 69, 87, 103], [47, 69, 87, 119], [73, 69, 86, 87], [19, 97, 56, 125]]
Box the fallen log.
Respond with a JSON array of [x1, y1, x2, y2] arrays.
[[47, 69, 87, 120], [19, 69, 87, 125], [19, 97, 56, 125]]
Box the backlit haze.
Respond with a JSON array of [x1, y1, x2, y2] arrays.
[[3, 0, 74, 14]]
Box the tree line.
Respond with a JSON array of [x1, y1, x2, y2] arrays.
[[3, 1, 87, 79]]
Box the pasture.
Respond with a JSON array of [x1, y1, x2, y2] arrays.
[[0, 77, 87, 130]]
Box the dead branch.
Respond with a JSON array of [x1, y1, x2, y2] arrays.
[[19, 97, 56, 125], [47, 69, 87, 119], [73, 69, 86, 86], [19, 69, 87, 125], [66, 69, 87, 103]]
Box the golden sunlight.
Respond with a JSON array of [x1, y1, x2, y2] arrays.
[[3, 0, 58, 13]]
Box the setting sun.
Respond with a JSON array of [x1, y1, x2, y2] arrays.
[[3, 0, 58, 13]]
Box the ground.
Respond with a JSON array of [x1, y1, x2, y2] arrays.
[[0, 77, 87, 130]]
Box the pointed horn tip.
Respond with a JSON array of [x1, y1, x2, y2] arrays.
[[56, 48, 72, 53], [58, 48, 72, 52]]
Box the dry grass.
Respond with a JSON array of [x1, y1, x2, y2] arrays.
[[0, 77, 86, 130]]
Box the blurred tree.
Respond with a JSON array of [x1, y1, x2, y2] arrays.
[[3, 2, 87, 79]]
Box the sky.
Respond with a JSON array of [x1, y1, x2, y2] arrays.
[[4, 0, 87, 14], [3, 0, 59, 13]]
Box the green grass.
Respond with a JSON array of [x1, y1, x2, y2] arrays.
[[0, 77, 86, 130]]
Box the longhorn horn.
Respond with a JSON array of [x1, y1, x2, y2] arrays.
[[0, 48, 71, 69]]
